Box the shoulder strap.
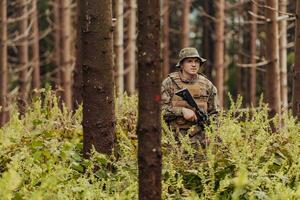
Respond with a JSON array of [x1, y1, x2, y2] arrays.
[[168, 72, 182, 90]]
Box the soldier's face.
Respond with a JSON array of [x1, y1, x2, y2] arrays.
[[180, 58, 200, 76]]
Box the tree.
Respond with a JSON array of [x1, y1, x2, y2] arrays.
[[82, 0, 116, 156], [162, 0, 170, 78], [31, 0, 40, 91], [137, 0, 162, 199], [125, 0, 137, 95], [17, 0, 29, 116], [53, 0, 62, 88], [214, 0, 225, 107], [60, 0, 73, 109], [114, 0, 124, 99], [265, 0, 281, 117], [249, 1, 257, 106], [0, 0, 8, 126], [203, 0, 214, 80], [292, 0, 300, 120], [279, 0, 288, 108], [182, 0, 190, 48], [73, 0, 83, 108]]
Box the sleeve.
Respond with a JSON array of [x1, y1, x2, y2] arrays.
[[207, 84, 219, 115], [161, 78, 183, 121]]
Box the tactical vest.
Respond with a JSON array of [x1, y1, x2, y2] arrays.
[[169, 72, 209, 129]]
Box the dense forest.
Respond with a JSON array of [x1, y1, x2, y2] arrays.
[[1, 0, 300, 199]]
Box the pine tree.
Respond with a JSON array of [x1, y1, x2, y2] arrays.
[[0, 0, 8, 126], [82, 0, 116, 156], [265, 0, 281, 117], [137, 0, 162, 198], [292, 0, 300, 120], [31, 0, 40, 91], [214, 0, 225, 106]]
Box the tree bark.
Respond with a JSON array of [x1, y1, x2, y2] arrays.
[[17, 0, 29, 116], [0, 0, 8, 126], [182, 0, 190, 48], [279, 0, 288, 108], [114, 0, 124, 98], [203, 0, 214, 80], [137, 0, 162, 199], [31, 0, 40, 90], [60, 0, 73, 109], [54, 0, 62, 88], [82, 0, 116, 156], [214, 0, 225, 107], [265, 0, 281, 117], [249, 1, 257, 106], [73, 0, 83, 108], [292, 0, 300, 120], [125, 0, 136, 95], [162, 0, 170, 79]]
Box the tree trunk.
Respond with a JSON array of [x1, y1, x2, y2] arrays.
[[203, 0, 214, 80], [60, 0, 73, 109], [82, 0, 116, 156], [249, 1, 257, 106], [114, 0, 124, 98], [54, 0, 62, 88], [162, 0, 170, 79], [125, 0, 136, 95], [182, 0, 190, 48], [137, 0, 162, 199], [31, 0, 40, 91], [73, 0, 83, 109], [279, 0, 288, 108], [214, 0, 225, 107], [18, 0, 29, 116], [265, 0, 281, 117], [292, 0, 300, 120], [242, 4, 251, 106], [0, 0, 8, 126]]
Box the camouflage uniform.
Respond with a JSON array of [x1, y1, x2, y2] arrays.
[[161, 48, 218, 145]]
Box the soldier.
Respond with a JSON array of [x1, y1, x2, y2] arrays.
[[161, 47, 219, 146]]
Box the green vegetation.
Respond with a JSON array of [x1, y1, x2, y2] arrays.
[[1, 90, 300, 199]]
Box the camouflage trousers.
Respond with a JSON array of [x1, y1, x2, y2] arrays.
[[172, 125, 209, 148]]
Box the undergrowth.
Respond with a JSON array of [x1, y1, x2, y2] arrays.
[[0, 90, 300, 199]]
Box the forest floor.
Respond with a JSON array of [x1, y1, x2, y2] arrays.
[[1, 90, 300, 199]]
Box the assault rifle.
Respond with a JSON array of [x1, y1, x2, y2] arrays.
[[175, 88, 208, 125]]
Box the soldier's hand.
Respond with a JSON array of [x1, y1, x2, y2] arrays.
[[182, 108, 197, 121]]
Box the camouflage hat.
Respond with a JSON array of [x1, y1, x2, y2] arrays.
[[176, 47, 207, 67]]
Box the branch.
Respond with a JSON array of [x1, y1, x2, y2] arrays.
[[236, 60, 270, 68]]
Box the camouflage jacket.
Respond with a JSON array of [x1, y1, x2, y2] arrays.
[[161, 71, 219, 123]]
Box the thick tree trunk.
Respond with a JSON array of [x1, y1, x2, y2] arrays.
[[0, 0, 8, 126], [162, 0, 170, 79], [265, 0, 281, 117], [137, 0, 162, 199], [82, 0, 116, 156], [31, 0, 40, 90], [292, 0, 300, 120], [182, 0, 190, 48], [125, 0, 136, 95], [279, 0, 288, 108], [18, 0, 29, 116], [249, 1, 257, 106], [114, 0, 124, 98], [73, 0, 83, 108], [60, 0, 73, 109], [214, 0, 225, 107]]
